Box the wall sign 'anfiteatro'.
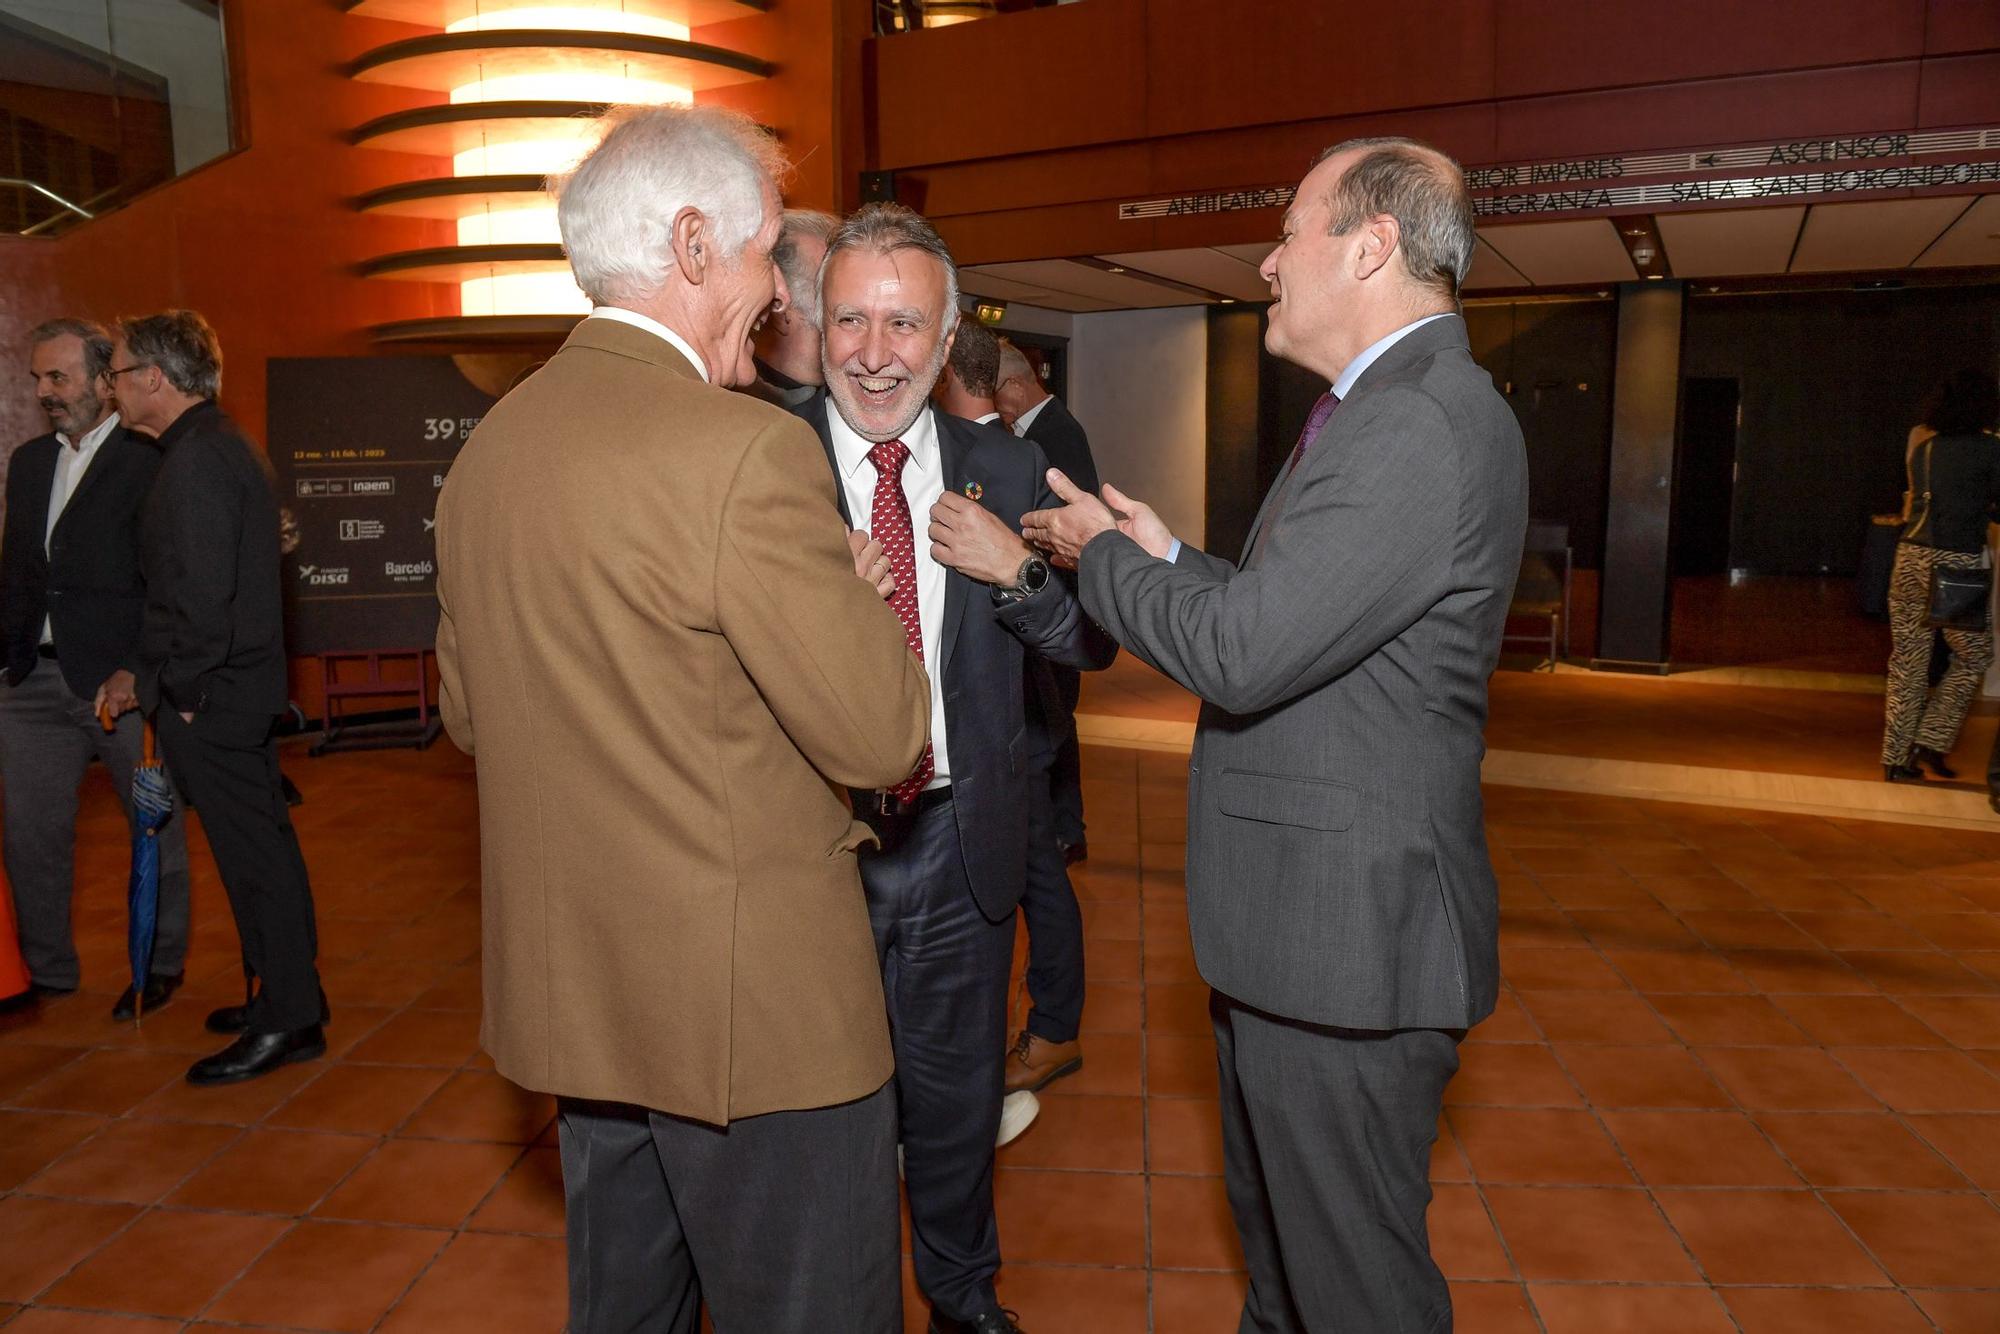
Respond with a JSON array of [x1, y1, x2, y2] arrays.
[[1114, 126, 2000, 221]]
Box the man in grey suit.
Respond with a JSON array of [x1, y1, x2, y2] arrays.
[[1024, 137, 1527, 1333]]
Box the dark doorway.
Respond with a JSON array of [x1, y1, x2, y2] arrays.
[[1673, 377, 1741, 576]]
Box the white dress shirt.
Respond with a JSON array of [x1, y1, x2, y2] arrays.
[[827, 405, 951, 787], [973, 411, 1001, 426], [41, 411, 121, 645], [589, 307, 709, 383], [1010, 395, 1051, 438]]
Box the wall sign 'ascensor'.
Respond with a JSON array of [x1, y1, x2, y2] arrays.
[[1114, 126, 2000, 222]]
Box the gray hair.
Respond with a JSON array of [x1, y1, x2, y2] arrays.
[[819, 204, 959, 333], [1315, 137, 1474, 302], [29, 318, 114, 380], [553, 104, 787, 307], [117, 310, 222, 399], [775, 208, 838, 327], [996, 339, 1036, 385]]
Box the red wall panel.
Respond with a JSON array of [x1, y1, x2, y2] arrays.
[[1917, 51, 2000, 127], [872, 0, 1147, 167], [1493, 0, 1927, 98], [1925, 0, 2000, 54], [1494, 64, 1925, 162], [1144, 0, 1497, 139]]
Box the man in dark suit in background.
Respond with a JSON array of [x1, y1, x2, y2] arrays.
[[746, 208, 838, 409], [1026, 138, 1528, 1332], [997, 345, 1096, 866], [110, 310, 327, 1085], [940, 322, 1091, 1097], [800, 204, 1117, 1334], [0, 318, 191, 1018], [993, 339, 1098, 1094]]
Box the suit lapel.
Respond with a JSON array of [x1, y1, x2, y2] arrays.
[[936, 409, 975, 680], [14, 439, 57, 553], [1237, 316, 1470, 564], [801, 393, 853, 527]]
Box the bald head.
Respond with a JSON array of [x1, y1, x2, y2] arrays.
[[1312, 137, 1473, 303]]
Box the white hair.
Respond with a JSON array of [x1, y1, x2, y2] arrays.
[[553, 104, 788, 307]]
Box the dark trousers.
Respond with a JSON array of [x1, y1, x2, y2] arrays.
[[1020, 749, 1085, 1044], [0, 659, 190, 988], [155, 708, 322, 1032], [1048, 665, 1086, 846], [557, 1084, 900, 1333], [1211, 991, 1462, 1334], [862, 794, 1015, 1321]]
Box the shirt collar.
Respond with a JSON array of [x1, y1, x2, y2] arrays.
[[828, 398, 940, 482], [974, 411, 1001, 426], [589, 306, 709, 383], [56, 411, 120, 453], [1011, 395, 1052, 437], [1331, 313, 1453, 401]]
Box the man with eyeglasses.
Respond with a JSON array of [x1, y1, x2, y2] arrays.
[[0, 318, 192, 1019], [107, 309, 327, 1086]]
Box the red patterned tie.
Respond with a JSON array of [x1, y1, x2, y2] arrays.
[[869, 438, 934, 806], [1289, 390, 1341, 471]]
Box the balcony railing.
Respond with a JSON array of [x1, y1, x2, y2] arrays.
[[874, 0, 1081, 36], [0, 0, 235, 236]]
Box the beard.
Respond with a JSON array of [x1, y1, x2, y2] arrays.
[[43, 388, 102, 434], [822, 331, 953, 445]]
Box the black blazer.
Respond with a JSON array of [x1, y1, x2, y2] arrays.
[[1020, 395, 1098, 496], [135, 401, 290, 717], [1, 424, 162, 698], [1018, 396, 1100, 755], [795, 395, 1117, 919]]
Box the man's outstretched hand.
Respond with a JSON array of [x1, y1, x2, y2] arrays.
[[1022, 470, 1174, 568]]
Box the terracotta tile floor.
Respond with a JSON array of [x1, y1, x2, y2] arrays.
[[3, 723, 2000, 1331]]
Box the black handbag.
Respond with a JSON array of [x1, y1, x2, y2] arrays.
[[1912, 438, 1993, 630]]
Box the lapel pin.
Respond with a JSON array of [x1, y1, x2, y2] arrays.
[[962, 481, 984, 501]]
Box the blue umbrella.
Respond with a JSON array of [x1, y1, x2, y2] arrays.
[[104, 708, 173, 1023]]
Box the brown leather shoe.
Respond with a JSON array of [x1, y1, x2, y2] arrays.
[[1004, 1031, 1082, 1093]]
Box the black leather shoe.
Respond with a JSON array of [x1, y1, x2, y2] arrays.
[[0, 981, 78, 1015], [1912, 746, 1958, 780], [112, 973, 183, 1021], [1885, 761, 1926, 784], [206, 987, 330, 1035], [928, 1309, 1024, 1334], [186, 1025, 326, 1086]]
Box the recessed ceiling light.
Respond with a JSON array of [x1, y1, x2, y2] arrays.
[[1106, 266, 1125, 273], [1219, 297, 1236, 303]]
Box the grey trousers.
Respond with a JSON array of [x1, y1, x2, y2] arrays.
[[557, 1081, 901, 1334], [1211, 991, 1462, 1334], [0, 660, 190, 988]]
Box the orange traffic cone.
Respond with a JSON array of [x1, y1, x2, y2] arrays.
[[0, 861, 29, 1004]]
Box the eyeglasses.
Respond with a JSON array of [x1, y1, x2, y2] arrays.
[[106, 365, 148, 380]]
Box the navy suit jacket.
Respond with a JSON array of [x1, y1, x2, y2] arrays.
[[795, 394, 1117, 919], [1, 424, 161, 698]]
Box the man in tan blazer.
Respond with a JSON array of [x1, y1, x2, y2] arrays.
[[434, 106, 929, 1334]]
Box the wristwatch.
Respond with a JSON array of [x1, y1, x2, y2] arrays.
[[992, 554, 1051, 603]]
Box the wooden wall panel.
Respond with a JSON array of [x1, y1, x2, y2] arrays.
[[1144, 0, 1496, 139], [1926, 0, 2000, 54], [1917, 52, 2000, 128], [1494, 65, 1923, 163], [1494, 0, 1927, 98], [872, 0, 1146, 167]]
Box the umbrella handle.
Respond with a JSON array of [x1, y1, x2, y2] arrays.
[[94, 704, 160, 765]]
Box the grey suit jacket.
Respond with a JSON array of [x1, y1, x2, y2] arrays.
[[1077, 315, 1527, 1031]]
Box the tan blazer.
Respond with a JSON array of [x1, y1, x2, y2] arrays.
[[435, 317, 930, 1124]]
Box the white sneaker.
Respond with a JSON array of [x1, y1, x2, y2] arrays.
[[996, 1089, 1040, 1148]]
